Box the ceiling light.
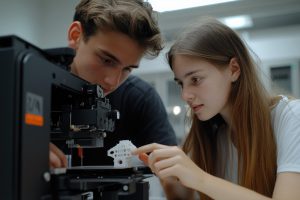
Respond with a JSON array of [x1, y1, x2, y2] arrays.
[[219, 15, 253, 29], [148, 0, 238, 12], [173, 106, 181, 115]]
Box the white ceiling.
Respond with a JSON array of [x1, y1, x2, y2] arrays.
[[157, 0, 300, 41]]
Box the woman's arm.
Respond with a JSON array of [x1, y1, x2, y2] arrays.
[[133, 143, 300, 200], [160, 177, 195, 200], [272, 172, 300, 200], [197, 171, 300, 200]]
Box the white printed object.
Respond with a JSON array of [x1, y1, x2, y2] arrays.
[[107, 140, 139, 168]]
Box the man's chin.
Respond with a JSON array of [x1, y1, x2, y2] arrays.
[[103, 89, 114, 96]]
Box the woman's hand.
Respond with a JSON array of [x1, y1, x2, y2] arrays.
[[132, 143, 206, 190], [49, 143, 67, 168]]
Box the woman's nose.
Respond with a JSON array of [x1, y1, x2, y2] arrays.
[[181, 87, 195, 102]]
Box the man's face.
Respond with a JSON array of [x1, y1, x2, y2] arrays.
[[70, 28, 145, 95]]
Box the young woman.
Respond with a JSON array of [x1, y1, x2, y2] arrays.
[[132, 18, 300, 200]]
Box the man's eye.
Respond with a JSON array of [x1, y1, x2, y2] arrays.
[[123, 67, 132, 73], [100, 57, 115, 66]]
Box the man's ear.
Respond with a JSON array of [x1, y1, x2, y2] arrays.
[[67, 21, 82, 49], [229, 57, 241, 82]]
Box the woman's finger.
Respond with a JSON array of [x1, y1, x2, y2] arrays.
[[154, 154, 181, 172], [147, 146, 181, 167], [132, 143, 169, 155]]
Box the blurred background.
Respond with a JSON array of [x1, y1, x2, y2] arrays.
[[1, 0, 300, 199]]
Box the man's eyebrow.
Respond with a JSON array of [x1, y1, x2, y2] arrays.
[[97, 49, 139, 69], [97, 49, 121, 64], [127, 65, 139, 69]]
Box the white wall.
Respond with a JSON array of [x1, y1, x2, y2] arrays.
[[135, 24, 300, 75], [1, 0, 299, 65], [247, 25, 300, 61], [246, 25, 300, 97], [0, 0, 79, 48], [0, 0, 42, 46], [38, 0, 79, 48]]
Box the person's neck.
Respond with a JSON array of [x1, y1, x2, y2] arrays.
[[69, 63, 78, 75], [220, 108, 231, 129]]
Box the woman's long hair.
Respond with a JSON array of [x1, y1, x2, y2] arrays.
[[167, 18, 277, 199]]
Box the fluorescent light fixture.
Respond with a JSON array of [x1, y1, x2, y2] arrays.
[[148, 0, 238, 12], [219, 15, 253, 29]]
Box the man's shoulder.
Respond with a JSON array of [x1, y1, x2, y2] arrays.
[[107, 75, 162, 113]]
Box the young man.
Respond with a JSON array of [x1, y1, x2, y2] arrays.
[[50, 0, 177, 168]]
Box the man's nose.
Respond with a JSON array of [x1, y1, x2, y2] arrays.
[[103, 70, 122, 90]]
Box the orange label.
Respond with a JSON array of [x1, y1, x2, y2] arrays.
[[25, 113, 44, 126]]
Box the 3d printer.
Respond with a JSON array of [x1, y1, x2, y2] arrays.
[[0, 35, 150, 200]]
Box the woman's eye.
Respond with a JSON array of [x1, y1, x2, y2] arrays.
[[176, 81, 183, 88], [191, 77, 202, 85]]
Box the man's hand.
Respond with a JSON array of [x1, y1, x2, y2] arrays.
[[49, 143, 67, 168]]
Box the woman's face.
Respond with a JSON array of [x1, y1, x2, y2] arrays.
[[172, 55, 234, 122]]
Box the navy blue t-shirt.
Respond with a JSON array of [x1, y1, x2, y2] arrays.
[[73, 75, 177, 165]]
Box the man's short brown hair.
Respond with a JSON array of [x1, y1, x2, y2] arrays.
[[74, 0, 163, 57]]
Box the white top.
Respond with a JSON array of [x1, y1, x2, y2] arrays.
[[271, 96, 300, 173], [223, 96, 300, 182]]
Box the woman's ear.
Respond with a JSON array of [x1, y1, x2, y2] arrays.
[[229, 57, 241, 82], [67, 21, 82, 49]]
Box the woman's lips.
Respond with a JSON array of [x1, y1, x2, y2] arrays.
[[192, 104, 204, 112]]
